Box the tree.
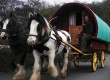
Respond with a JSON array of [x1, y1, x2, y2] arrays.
[[87, 0, 110, 26]]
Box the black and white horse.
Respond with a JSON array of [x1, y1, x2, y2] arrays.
[[0, 12, 32, 80], [27, 12, 71, 80]]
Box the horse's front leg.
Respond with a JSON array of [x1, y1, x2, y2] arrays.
[[60, 47, 69, 78], [30, 50, 41, 80], [13, 53, 26, 80], [48, 50, 59, 79]]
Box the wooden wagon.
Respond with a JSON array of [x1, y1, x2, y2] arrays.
[[51, 3, 110, 71]]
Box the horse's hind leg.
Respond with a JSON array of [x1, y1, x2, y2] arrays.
[[30, 50, 41, 80], [48, 51, 59, 79], [60, 47, 69, 78], [13, 53, 26, 80]]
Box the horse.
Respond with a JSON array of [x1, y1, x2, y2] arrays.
[[27, 12, 71, 80], [0, 12, 32, 80]]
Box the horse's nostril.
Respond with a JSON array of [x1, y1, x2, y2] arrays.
[[27, 39, 35, 45], [27, 40, 31, 44]]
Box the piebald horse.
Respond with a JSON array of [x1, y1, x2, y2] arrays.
[[0, 12, 32, 80], [27, 12, 71, 80]]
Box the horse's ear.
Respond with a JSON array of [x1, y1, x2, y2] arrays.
[[29, 12, 33, 18], [9, 12, 14, 17], [36, 13, 46, 26]]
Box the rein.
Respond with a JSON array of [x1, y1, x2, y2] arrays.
[[1, 29, 7, 32]]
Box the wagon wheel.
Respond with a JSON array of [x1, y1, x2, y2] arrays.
[[100, 51, 105, 68], [92, 53, 98, 72], [74, 61, 79, 67], [74, 55, 79, 67]]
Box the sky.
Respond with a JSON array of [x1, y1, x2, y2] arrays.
[[41, 0, 104, 5], [20, 0, 104, 5]]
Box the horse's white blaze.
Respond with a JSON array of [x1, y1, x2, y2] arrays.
[[0, 19, 10, 37], [3, 19, 9, 29], [29, 20, 39, 35], [27, 20, 39, 44]]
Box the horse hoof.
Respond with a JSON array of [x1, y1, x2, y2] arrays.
[[60, 71, 67, 78], [13, 74, 25, 80], [52, 77, 60, 80], [13, 76, 23, 80], [30, 77, 41, 80]]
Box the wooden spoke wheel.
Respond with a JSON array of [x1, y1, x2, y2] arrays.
[[100, 51, 105, 68], [74, 61, 79, 67], [74, 55, 79, 67], [92, 53, 98, 72]]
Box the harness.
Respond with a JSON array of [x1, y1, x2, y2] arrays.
[[28, 32, 51, 45], [52, 27, 62, 53], [28, 27, 62, 53]]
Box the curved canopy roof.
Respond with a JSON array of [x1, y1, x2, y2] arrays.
[[51, 3, 110, 42]]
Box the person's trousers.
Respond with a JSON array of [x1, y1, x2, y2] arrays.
[[80, 35, 91, 51]]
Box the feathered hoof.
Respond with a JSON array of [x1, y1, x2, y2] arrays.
[[52, 77, 60, 80], [13, 71, 25, 80], [48, 66, 59, 78], [13, 74, 24, 80], [60, 70, 67, 78], [30, 72, 41, 80], [30, 76, 41, 80]]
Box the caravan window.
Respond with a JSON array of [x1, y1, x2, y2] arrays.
[[70, 15, 75, 26]]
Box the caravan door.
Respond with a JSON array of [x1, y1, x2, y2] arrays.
[[69, 12, 83, 45]]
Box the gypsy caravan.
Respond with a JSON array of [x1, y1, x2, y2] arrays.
[[51, 3, 110, 71]]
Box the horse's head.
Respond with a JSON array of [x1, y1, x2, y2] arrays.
[[0, 12, 20, 39], [27, 12, 51, 45]]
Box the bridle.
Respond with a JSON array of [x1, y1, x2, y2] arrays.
[[1, 29, 7, 33], [1, 28, 26, 38], [28, 24, 52, 45], [28, 34, 38, 37]]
